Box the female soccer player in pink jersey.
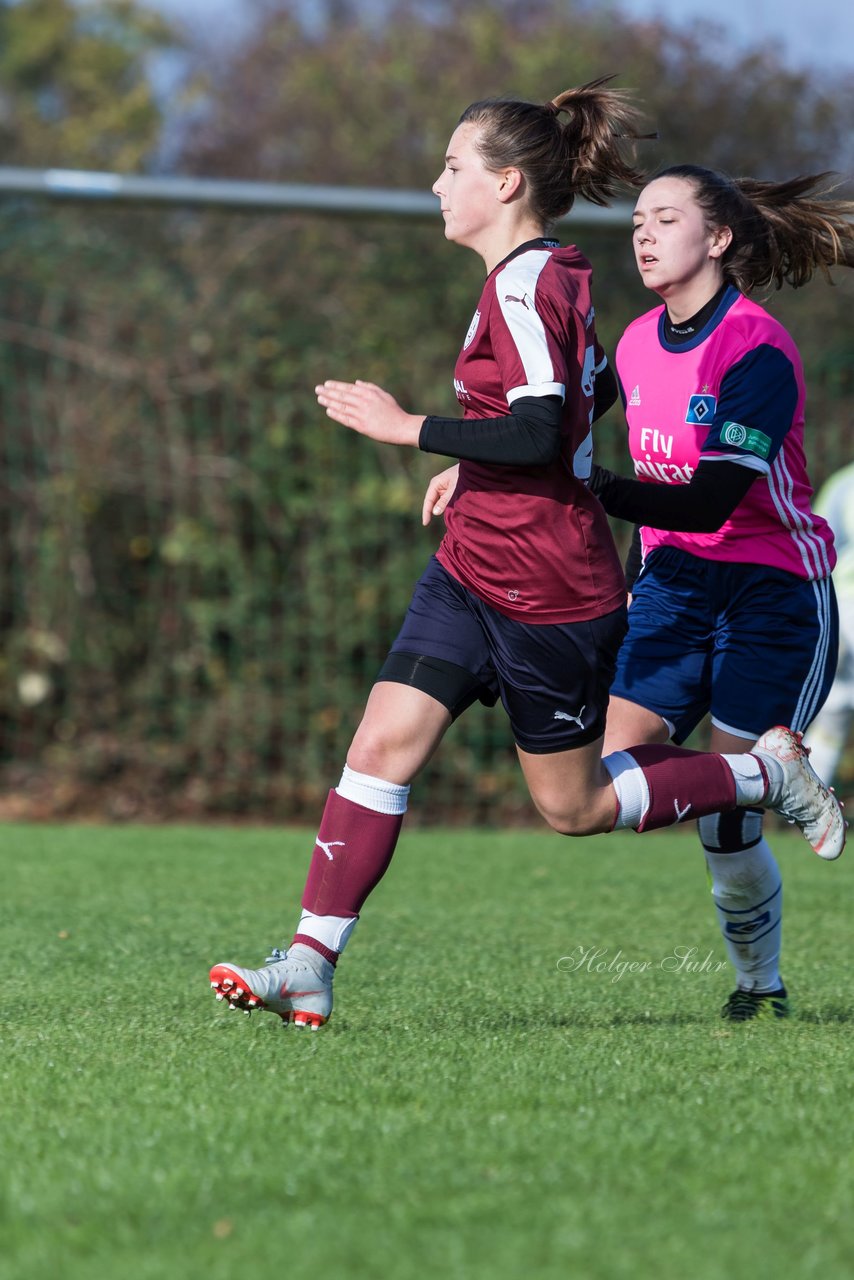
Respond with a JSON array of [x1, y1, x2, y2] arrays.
[[588, 165, 854, 1021], [210, 107, 845, 1030]]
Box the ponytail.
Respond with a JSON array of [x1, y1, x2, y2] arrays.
[[659, 164, 854, 291], [458, 76, 651, 225], [547, 77, 652, 210], [736, 175, 854, 288]]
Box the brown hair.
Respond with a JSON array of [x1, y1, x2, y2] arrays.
[[658, 164, 854, 291], [458, 76, 649, 225]]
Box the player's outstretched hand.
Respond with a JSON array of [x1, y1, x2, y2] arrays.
[[422, 464, 460, 526], [315, 379, 423, 447]]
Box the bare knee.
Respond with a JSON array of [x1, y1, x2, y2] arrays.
[[347, 715, 403, 778], [347, 736, 394, 779], [347, 685, 451, 783], [517, 739, 618, 839]]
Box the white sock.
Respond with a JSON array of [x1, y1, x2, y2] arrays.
[[701, 830, 783, 993], [296, 909, 358, 954], [336, 764, 410, 815], [722, 752, 781, 807], [602, 751, 650, 829]]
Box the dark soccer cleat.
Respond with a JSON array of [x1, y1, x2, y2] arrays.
[[721, 986, 790, 1022]]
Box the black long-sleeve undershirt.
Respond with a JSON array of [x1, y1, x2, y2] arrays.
[[418, 365, 620, 467], [588, 458, 759, 533], [589, 460, 758, 591], [623, 527, 644, 591], [419, 394, 564, 466]]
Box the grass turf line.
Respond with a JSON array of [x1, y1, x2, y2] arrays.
[[1, 821, 852, 1280]]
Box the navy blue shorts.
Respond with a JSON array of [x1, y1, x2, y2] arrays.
[[612, 547, 839, 743], [379, 556, 627, 754]]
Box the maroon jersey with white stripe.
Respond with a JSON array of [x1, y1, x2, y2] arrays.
[[436, 241, 625, 622]]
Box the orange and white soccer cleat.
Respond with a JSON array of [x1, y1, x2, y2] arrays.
[[210, 943, 333, 1030], [754, 726, 846, 861]]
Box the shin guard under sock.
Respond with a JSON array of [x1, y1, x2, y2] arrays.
[[607, 744, 738, 832], [300, 788, 404, 919]]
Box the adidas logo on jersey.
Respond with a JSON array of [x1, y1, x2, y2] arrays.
[[629, 385, 641, 405]]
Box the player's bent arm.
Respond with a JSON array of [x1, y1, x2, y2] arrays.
[[419, 395, 563, 467], [588, 458, 758, 532], [417, 360, 617, 515], [419, 358, 618, 469]]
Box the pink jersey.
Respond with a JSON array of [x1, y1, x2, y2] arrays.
[[436, 242, 626, 623], [615, 289, 835, 580]]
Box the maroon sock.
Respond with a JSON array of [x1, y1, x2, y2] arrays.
[[300, 789, 404, 917], [625, 744, 738, 832]]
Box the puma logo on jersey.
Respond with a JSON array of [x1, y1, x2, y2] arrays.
[[504, 293, 531, 310], [315, 838, 345, 861], [554, 706, 585, 729]]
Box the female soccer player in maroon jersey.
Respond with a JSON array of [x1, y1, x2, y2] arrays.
[[210, 88, 844, 1029]]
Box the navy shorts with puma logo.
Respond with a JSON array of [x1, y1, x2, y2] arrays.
[[378, 556, 627, 754]]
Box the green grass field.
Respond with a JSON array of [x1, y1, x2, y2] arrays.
[[1, 820, 852, 1280]]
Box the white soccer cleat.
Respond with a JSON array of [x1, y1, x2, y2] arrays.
[[754, 726, 846, 861], [209, 943, 334, 1029]]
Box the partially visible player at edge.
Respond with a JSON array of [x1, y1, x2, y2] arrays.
[[804, 461, 854, 795], [210, 86, 846, 1030]]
